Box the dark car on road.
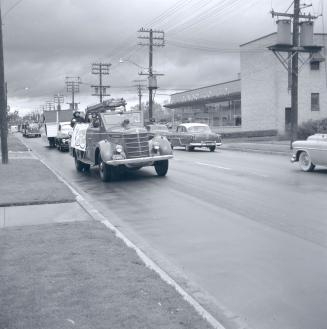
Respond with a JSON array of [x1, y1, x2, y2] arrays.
[[169, 123, 222, 152], [145, 124, 171, 139]]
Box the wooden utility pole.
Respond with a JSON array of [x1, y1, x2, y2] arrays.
[[65, 77, 81, 110], [0, 4, 8, 164], [138, 28, 164, 121], [91, 63, 111, 103], [270, 1, 320, 148], [291, 0, 300, 145]]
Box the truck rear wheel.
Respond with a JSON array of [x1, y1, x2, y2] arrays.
[[154, 160, 169, 176], [75, 155, 85, 172]]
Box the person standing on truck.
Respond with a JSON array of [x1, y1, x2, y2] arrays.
[[70, 111, 85, 128]]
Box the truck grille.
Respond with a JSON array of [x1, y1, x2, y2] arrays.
[[123, 132, 149, 159]]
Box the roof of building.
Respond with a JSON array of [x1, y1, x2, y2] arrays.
[[240, 32, 327, 47], [170, 79, 240, 97]]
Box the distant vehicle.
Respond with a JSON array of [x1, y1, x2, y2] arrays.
[[70, 99, 173, 182], [42, 110, 73, 148], [145, 124, 170, 138], [22, 122, 41, 138], [56, 122, 73, 151], [291, 134, 327, 171], [10, 125, 18, 133], [169, 123, 222, 152]]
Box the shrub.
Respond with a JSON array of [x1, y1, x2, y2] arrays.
[[297, 118, 327, 140]]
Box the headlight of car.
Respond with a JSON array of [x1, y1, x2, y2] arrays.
[[116, 144, 123, 153]]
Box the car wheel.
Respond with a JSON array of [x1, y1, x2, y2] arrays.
[[185, 145, 194, 152], [74, 154, 85, 172], [154, 160, 169, 176], [299, 151, 315, 172], [209, 146, 216, 152]]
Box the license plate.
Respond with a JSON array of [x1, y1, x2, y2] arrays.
[[112, 154, 124, 160]]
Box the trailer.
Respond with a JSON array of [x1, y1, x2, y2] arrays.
[[42, 110, 73, 148]]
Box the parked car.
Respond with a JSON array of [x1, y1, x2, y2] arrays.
[[145, 124, 171, 139], [22, 123, 41, 138], [291, 134, 327, 171], [70, 99, 173, 182], [169, 123, 222, 152]]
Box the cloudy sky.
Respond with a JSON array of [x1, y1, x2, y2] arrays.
[[2, 0, 326, 115]]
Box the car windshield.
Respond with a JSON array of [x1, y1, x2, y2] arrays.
[[187, 125, 211, 133], [150, 125, 168, 132], [102, 112, 142, 128]]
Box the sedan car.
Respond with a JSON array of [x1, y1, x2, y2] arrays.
[[291, 134, 327, 171], [145, 124, 171, 139], [169, 123, 222, 152]]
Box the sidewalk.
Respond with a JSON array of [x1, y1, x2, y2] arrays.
[[0, 135, 213, 329], [221, 139, 292, 156]]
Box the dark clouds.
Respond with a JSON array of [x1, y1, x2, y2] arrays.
[[2, 0, 325, 114]]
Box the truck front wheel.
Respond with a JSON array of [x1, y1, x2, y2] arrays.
[[154, 160, 169, 176]]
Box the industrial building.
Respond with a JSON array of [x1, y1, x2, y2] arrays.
[[166, 28, 327, 136]]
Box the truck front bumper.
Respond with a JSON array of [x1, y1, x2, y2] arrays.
[[105, 154, 173, 166]]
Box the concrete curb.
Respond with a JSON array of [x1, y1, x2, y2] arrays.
[[0, 199, 75, 208], [22, 140, 228, 329]]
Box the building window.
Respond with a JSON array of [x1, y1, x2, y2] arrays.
[[311, 93, 320, 111], [310, 61, 320, 71]]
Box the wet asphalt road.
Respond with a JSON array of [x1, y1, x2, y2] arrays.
[[22, 136, 327, 329]]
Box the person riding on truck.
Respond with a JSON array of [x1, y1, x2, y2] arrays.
[[70, 111, 85, 128]]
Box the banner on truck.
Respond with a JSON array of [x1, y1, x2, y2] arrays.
[[71, 123, 89, 151]]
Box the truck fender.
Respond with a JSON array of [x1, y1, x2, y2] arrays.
[[96, 140, 114, 163], [150, 136, 173, 155]]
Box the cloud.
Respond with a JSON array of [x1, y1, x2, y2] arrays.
[[2, 0, 324, 115]]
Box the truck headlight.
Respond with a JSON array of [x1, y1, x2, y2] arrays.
[[116, 144, 123, 153], [153, 141, 160, 151]]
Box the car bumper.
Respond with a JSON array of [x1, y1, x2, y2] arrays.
[[189, 142, 222, 147], [105, 154, 173, 166]]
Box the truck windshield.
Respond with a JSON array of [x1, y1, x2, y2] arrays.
[[102, 112, 142, 128]]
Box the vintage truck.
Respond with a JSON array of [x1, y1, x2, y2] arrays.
[[22, 122, 41, 138], [70, 99, 173, 182], [42, 109, 73, 149]]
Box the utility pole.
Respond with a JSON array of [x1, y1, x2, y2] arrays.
[[138, 28, 165, 121], [291, 0, 300, 145], [91, 63, 111, 103], [270, 1, 320, 148], [133, 79, 147, 124], [54, 94, 64, 110], [0, 4, 8, 164], [65, 77, 81, 110]]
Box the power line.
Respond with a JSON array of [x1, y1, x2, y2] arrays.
[[3, 0, 24, 17]]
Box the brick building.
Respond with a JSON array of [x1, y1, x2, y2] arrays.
[[166, 32, 327, 136]]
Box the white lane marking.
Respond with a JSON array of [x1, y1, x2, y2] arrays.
[[196, 162, 232, 171], [196, 162, 269, 178], [22, 139, 227, 329]]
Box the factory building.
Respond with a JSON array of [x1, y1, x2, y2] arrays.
[[166, 31, 326, 136]]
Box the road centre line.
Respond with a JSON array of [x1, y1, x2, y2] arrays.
[[196, 162, 232, 171], [196, 161, 269, 178]]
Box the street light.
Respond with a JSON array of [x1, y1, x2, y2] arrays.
[[119, 58, 146, 72]]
